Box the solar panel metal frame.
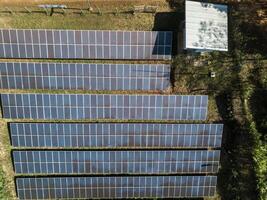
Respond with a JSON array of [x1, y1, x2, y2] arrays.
[[0, 29, 172, 60], [15, 176, 217, 199], [1, 94, 208, 120], [9, 123, 223, 148], [12, 150, 220, 174], [0, 62, 171, 91]]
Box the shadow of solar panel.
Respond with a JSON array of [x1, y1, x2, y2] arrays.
[[0, 62, 171, 90], [12, 150, 220, 174], [0, 29, 172, 60], [9, 123, 223, 148], [15, 176, 217, 199], [1, 94, 208, 120]]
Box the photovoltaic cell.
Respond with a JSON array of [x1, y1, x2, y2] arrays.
[[16, 176, 217, 199], [1, 94, 208, 120], [13, 150, 220, 174], [0, 29, 172, 60], [0, 62, 170, 91], [9, 123, 223, 148]]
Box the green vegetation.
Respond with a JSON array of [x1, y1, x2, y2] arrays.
[[0, 171, 6, 198], [0, 0, 266, 200], [246, 63, 267, 200], [232, 5, 267, 198], [0, 167, 9, 199], [247, 121, 267, 200], [170, 1, 267, 200], [0, 12, 154, 31], [0, 119, 15, 199]]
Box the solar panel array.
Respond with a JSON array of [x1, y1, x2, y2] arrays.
[[0, 28, 222, 199], [0, 29, 172, 60], [0, 62, 171, 91], [16, 176, 217, 199], [13, 150, 220, 174], [1, 94, 208, 120], [9, 123, 223, 148]]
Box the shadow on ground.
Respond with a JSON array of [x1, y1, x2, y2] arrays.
[[215, 92, 259, 200], [249, 90, 267, 140], [152, 0, 185, 55], [152, 11, 183, 56], [240, 22, 267, 55], [152, 1, 184, 88]]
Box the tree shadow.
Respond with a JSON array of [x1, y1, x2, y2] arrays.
[[248, 60, 267, 140], [166, 0, 184, 10], [152, 0, 185, 55], [151, 31, 172, 57], [152, 11, 183, 56], [163, 1, 261, 199], [249, 90, 267, 140], [152, 1, 184, 87], [240, 22, 267, 55], [215, 92, 259, 200]]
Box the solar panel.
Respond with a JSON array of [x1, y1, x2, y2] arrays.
[[16, 176, 217, 199], [1, 94, 208, 120], [9, 123, 223, 148], [0, 29, 172, 60], [13, 150, 220, 174], [0, 62, 171, 91]]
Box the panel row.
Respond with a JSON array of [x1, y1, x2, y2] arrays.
[[10, 123, 223, 148], [0, 30, 172, 45], [1, 94, 208, 120], [13, 150, 220, 174], [0, 29, 172, 60], [0, 62, 170, 91], [16, 176, 217, 199]]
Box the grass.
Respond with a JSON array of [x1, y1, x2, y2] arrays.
[[0, 120, 16, 199], [169, 9, 266, 198], [0, 12, 155, 31], [0, 2, 228, 200], [0, 0, 170, 30], [0, 0, 265, 200], [0, 2, 168, 199], [0, 166, 10, 199], [0, 1, 182, 199]]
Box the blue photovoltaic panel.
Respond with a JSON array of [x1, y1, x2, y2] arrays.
[[13, 150, 220, 174], [0, 62, 171, 91], [16, 176, 217, 199], [9, 123, 223, 148], [1, 94, 208, 120], [0, 29, 172, 60]]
